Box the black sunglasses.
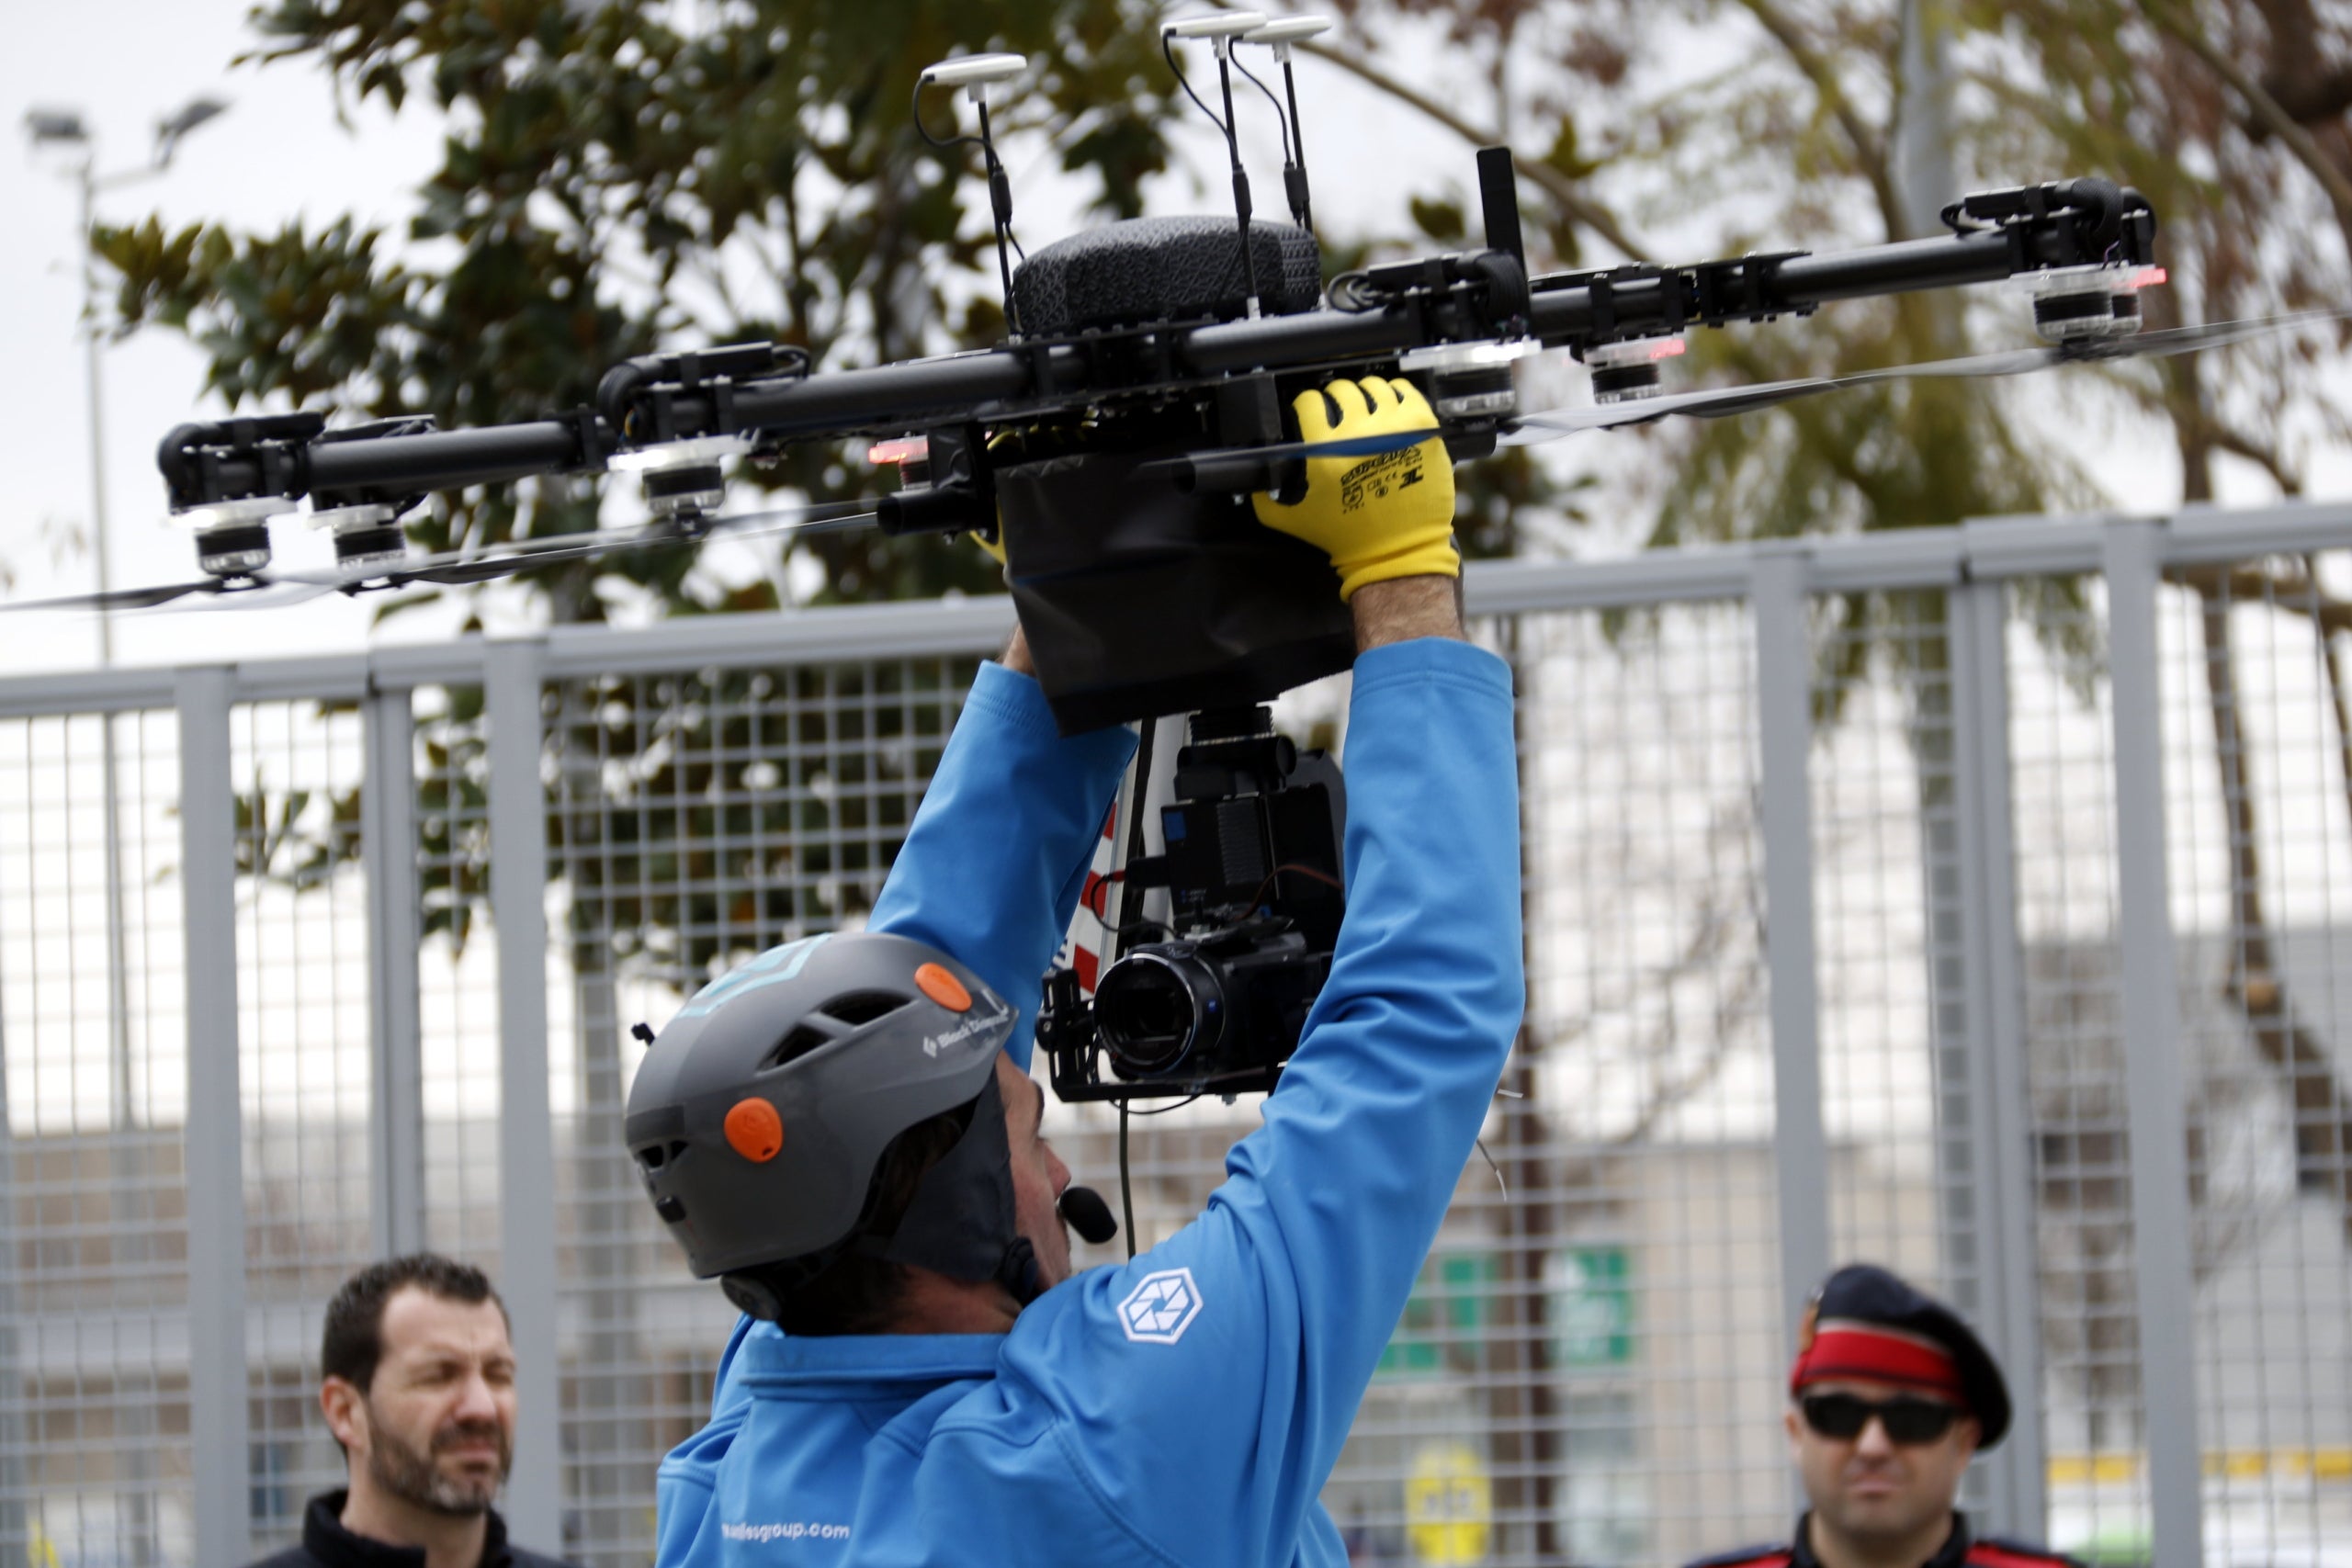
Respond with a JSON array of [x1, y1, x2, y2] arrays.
[[1800, 1392, 1962, 1445]]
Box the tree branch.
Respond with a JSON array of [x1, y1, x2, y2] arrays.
[[1731, 0, 1902, 232], [2140, 0, 2352, 241], [1292, 37, 1651, 262], [2181, 571, 2352, 1239], [2200, 414, 2305, 495], [2260, 65, 2352, 129]]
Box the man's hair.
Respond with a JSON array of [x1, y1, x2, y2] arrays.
[[766, 1108, 971, 1337], [322, 1253, 507, 1395]]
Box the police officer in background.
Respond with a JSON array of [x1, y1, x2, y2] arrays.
[[1691, 1264, 2080, 1568]]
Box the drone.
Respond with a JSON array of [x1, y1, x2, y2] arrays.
[[5, 11, 2308, 728]]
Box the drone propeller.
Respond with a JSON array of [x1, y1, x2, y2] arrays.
[[0, 578, 257, 615], [1152, 305, 2348, 485], [1498, 306, 2351, 446], [0, 500, 877, 617]]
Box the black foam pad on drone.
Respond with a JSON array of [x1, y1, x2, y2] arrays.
[[1013, 217, 1322, 336], [998, 441, 1355, 734]]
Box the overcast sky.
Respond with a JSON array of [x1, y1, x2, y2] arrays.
[[1, 0, 466, 671]]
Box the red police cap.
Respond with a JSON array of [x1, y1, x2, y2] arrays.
[[1790, 1263, 2012, 1449]]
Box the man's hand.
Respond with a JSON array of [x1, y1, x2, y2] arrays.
[[1252, 377, 1459, 602]]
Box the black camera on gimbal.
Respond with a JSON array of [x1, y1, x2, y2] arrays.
[[1041, 705, 1346, 1102]]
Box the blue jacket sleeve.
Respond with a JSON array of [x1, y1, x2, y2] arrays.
[[868, 660, 1138, 1071], [990, 637, 1525, 1567]]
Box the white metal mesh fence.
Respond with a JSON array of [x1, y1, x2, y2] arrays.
[[1810, 592, 1986, 1510], [1498, 603, 1779, 1567], [416, 682, 506, 1273], [2157, 557, 2352, 1568], [543, 655, 980, 1568], [231, 699, 376, 1556], [3, 514, 2351, 1567], [0, 706, 190, 1568], [2006, 573, 2150, 1554]]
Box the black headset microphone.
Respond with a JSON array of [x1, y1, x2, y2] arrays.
[[1057, 1186, 1119, 1246]]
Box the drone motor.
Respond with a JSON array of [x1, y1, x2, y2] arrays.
[[1584, 335, 1689, 403], [177, 498, 292, 580], [610, 434, 751, 525], [2021, 263, 2165, 345], [310, 502, 411, 573], [1399, 340, 1530, 420]]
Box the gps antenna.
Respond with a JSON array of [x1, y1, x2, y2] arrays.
[[918, 53, 1030, 335], [1164, 14, 1271, 314], [1243, 17, 1331, 232], [1476, 145, 1526, 271]]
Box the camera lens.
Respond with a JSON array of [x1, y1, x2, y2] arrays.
[[1094, 948, 1227, 1077]]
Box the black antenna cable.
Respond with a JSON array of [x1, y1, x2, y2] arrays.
[[1163, 14, 1270, 314], [916, 54, 1031, 336], [1242, 16, 1331, 232]]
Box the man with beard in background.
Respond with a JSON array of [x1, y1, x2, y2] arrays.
[[248, 1254, 574, 1568]]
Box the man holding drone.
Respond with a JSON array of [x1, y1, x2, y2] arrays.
[[624, 372, 1522, 1568]]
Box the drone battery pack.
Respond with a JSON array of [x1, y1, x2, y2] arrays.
[[1013, 215, 1322, 334], [997, 446, 1354, 734]]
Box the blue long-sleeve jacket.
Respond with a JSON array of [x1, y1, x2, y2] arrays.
[[654, 637, 1524, 1568]]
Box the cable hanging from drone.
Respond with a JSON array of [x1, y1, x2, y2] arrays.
[[1163, 13, 1283, 313], [1245, 17, 1329, 231], [915, 54, 1031, 338]]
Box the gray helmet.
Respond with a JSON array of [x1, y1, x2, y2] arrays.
[[624, 931, 1023, 1305]]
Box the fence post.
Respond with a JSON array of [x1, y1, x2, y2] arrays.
[[363, 686, 426, 1258], [2101, 520, 2204, 1568], [486, 641, 562, 1550], [1753, 547, 1831, 1352], [1948, 574, 2048, 1535], [178, 666, 250, 1568]]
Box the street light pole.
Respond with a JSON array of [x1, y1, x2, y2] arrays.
[[26, 99, 229, 1134], [29, 96, 227, 665], [75, 152, 117, 672], [23, 99, 224, 1568]]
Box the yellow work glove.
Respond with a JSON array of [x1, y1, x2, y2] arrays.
[[1250, 377, 1458, 601], [965, 523, 1006, 568]]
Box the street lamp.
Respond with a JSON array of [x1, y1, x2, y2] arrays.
[[22, 95, 230, 1133], [26, 94, 231, 658], [20, 96, 228, 1568]]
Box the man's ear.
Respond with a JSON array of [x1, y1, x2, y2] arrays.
[[321, 1375, 368, 1453], [1783, 1404, 1804, 1460]]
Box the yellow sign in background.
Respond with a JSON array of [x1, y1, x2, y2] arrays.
[[1404, 1440, 1493, 1565]]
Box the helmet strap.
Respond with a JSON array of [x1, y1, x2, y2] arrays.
[[856, 1073, 1040, 1299]]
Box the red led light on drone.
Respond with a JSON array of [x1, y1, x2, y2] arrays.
[[866, 438, 926, 466], [1647, 339, 1688, 360], [2134, 267, 2168, 288]]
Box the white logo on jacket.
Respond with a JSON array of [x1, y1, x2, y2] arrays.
[[1117, 1268, 1204, 1344]]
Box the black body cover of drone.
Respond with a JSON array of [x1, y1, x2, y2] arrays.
[[991, 215, 1347, 732], [1014, 216, 1323, 333], [998, 446, 1354, 734]]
